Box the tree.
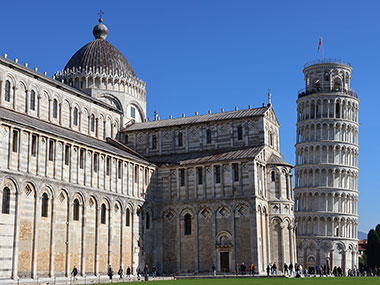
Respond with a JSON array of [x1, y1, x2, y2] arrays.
[[376, 224, 380, 239], [367, 229, 380, 267]]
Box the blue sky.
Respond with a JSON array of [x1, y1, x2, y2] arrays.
[[2, 0, 378, 234]]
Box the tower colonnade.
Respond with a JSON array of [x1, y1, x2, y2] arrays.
[[294, 61, 359, 273]]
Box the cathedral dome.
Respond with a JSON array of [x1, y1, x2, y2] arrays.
[[63, 18, 135, 77]]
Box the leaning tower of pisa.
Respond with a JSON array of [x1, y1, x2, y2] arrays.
[[294, 60, 359, 274]]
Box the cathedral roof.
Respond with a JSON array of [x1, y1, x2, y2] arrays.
[[124, 106, 270, 131], [0, 107, 148, 164], [147, 146, 264, 166], [267, 153, 292, 167], [63, 17, 135, 77]]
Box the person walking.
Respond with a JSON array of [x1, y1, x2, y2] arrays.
[[249, 264, 254, 275], [266, 265, 270, 276], [289, 263, 293, 276], [284, 263, 288, 276], [273, 263, 277, 275], [212, 265, 216, 276], [108, 265, 113, 281], [72, 266, 78, 281], [118, 266, 123, 280], [126, 267, 131, 278]]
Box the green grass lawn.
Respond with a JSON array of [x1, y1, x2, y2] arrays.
[[100, 277, 379, 285]]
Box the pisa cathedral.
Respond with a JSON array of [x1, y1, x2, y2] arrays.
[[0, 17, 358, 281]]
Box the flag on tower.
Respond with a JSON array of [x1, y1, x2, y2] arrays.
[[318, 36, 322, 52]]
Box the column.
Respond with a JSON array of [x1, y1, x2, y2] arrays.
[[32, 195, 40, 278], [95, 206, 100, 275], [49, 201, 56, 277], [120, 210, 124, 269], [108, 206, 113, 266], [195, 211, 199, 273], [66, 200, 71, 277], [11, 192, 21, 279], [330, 250, 334, 271], [288, 225, 294, 265], [280, 223, 285, 268], [0, 80, 3, 105], [81, 205, 86, 276]]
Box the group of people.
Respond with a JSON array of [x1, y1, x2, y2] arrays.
[[70, 264, 158, 281], [234, 262, 257, 275]]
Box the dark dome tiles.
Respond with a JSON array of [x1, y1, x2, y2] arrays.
[[64, 39, 135, 77]]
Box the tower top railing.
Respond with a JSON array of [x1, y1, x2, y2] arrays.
[[304, 59, 351, 68], [298, 87, 358, 99]]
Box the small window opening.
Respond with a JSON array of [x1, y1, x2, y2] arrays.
[[271, 171, 275, 182], [197, 167, 203, 185], [79, 149, 85, 169], [135, 165, 139, 183], [126, 208, 130, 227], [73, 199, 80, 221], [101, 204, 107, 224], [180, 169, 185, 186], [206, 129, 212, 144], [91, 114, 95, 132], [237, 125, 243, 140], [48, 140, 55, 161], [12, 130, 19, 153], [31, 135, 37, 157], [73, 107, 78, 126], [2, 187, 10, 214], [106, 157, 111, 176], [178, 132, 183, 146], [94, 153, 98, 172], [118, 161, 123, 179], [131, 106, 136, 118], [64, 145, 71, 165], [52, 99, 58, 119], [30, 90, 36, 111], [41, 193, 49, 217], [5, 80, 11, 102], [214, 165, 221, 184], [232, 163, 239, 182], [152, 135, 157, 149], [184, 213, 192, 235]]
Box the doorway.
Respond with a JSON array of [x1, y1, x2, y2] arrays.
[[220, 252, 229, 272]]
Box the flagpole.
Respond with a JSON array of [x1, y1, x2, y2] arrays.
[[322, 37, 324, 62]]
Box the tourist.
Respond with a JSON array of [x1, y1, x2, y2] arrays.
[[118, 266, 123, 279], [249, 264, 254, 275], [72, 266, 78, 281], [126, 267, 131, 278], [273, 263, 277, 275], [284, 263, 288, 276], [212, 265, 216, 276], [266, 265, 270, 276], [289, 263, 293, 276], [108, 265, 113, 281]]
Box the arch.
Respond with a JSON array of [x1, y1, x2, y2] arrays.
[[96, 93, 123, 112], [216, 231, 233, 247]]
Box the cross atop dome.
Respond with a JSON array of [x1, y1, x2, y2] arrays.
[[98, 10, 104, 23]]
